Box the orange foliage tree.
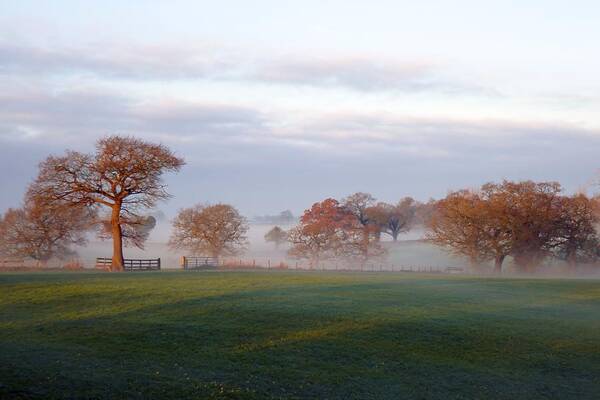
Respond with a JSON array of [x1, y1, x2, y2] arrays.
[[0, 196, 93, 266], [428, 181, 599, 273], [288, 199, 356, 268], [169, 204, 249, 258], [288, 198, 386, 268]]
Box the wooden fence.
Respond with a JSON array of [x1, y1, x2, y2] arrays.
[[95, 258, 161, 271], [218, 258, 465, 274], [0, 259, 26, 268], [180, 256, 218, 270]]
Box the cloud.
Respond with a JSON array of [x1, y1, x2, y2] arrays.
[[0, 41, 240, 80], [0, 88, 266, 144], [0, 85, 597, 159], [250, 57, 433, 92], [269, 112, 600, 162], [0, 41, 493, 95], [250, 56, 492, 94], [1, 84, 598, 215]]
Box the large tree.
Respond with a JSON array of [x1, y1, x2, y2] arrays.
[[340, 221, 386, 268], [428, 181, 571, 273], [553, 194, 599, 269], [169, 204, 249, 258], [97, 214, 157, 249], [28, 136, 184, 271], [485, 181, 563, 272], [427, 189, 509, 271], [288, 198, 385, 268], [0, 197, 93, 266], [287, 198, 355, 268], [341, 192, 386, 264]]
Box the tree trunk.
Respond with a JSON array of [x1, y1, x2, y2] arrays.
[[468, 255, 479, 272], [111, 204, 124, 271], [392, 231, 399, 242], [514, 254, 540, 274], [566, 250, 577, 273], [493, 254, 505, 274], [311, 254, 319, 270]]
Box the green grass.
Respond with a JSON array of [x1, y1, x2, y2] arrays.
[[1, 271, 599, 399]]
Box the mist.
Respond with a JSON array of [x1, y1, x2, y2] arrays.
[[58, 220, 597, 277]]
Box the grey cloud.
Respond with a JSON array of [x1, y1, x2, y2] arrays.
[[133, 103, 265, 138], [287, 113, 600, 160], [1, 86, 598, 215], [0, 88, 266, 144]]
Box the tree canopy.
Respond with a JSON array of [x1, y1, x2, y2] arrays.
[[28, 136, 184, 271], [169, 204, 249, 258]]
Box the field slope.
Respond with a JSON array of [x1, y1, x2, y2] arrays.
[[1, 271, 599, 399]]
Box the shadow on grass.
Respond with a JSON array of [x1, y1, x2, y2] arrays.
[[1, 273, 600, 399]]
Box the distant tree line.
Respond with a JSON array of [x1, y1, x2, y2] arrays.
[[253, 210, 295, 225]]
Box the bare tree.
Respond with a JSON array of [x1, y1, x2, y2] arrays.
[[27, 136, 184, 271], [367, 198, 417, 241], [264, 226, 288, 249], [0, 197, 93, 265], [169, 204, 249, 258], [342, 192, 375, 226]]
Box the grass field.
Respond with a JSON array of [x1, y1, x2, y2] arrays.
[[1, 271, 599, 399]]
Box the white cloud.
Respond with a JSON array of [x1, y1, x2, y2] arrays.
[[0, 41, 496, 95]]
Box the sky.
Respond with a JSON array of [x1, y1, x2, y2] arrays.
[[1, 1, 599, 217]]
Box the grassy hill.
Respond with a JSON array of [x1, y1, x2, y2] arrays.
[[1, 271, 599, 399]]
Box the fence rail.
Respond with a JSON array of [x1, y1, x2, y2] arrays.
[[217, 258, 466, 274], [95, 257, 161, 271], [181, 256, 218, 270], [0, 259, 26, 268]]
